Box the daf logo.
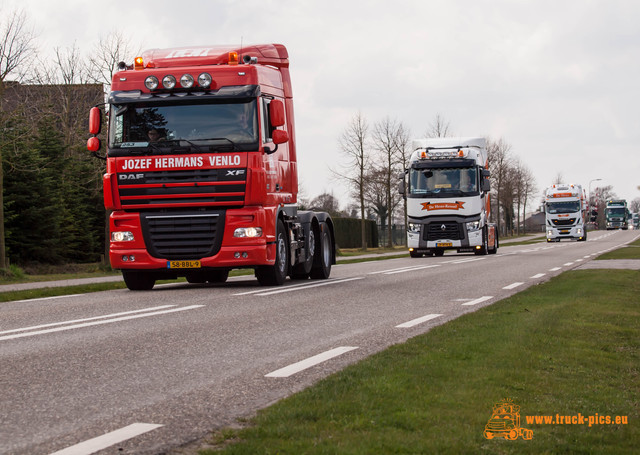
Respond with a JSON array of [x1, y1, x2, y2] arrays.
[[226, 169, 245, 176], [441, 224, 447, 231], [119, 173, 144, 181]]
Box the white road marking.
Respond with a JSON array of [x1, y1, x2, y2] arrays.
[[49, 422, 163, 455], [369, 264, 440, 274], [396, 313, 443, 328], [549, 267, 562, 271], [503, 282, 524, 290], [450, 257, 486, 264], [0, 305, 203, 342], [0, 305, 176, 335], [265, 346, 358, 378], [461, 296, 493, 306], [12, 294, 84, 304], [564, 262, 574, 266], [383, 265, 441, 275], [233, 279, 339, 296], [250, 277, 365, 296], [530, 273, 546, 279]]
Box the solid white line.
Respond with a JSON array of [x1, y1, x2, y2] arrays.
[[369, 264, 439, 274], [0, 305, 204, 342], [253, 277, 365, 296], [450, 257, 486, 264], [396, 313, 443, 328], [233, 280, 332, 296], [503, 282, 524, 290], [49, 422, 163, 455], [265, 346, 358, 378], [530, 273, 546, 279], [12, 294, 84, 304], [549, 267, 562, 271], [0, 305, 176, 335], [383, 265, 441, 275], [461, 296, 493, 306]]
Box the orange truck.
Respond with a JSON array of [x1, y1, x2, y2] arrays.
[[484, 400, 533, 440], [88, 44, 335, 290]]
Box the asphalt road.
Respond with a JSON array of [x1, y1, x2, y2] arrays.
[[1, 230, 638, 455]]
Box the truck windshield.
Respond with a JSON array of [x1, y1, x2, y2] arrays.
[[109, 99, 258, 152], [409, 167, 477, 197], [546, 201, 580, 214], [606, 207, 626, 216]]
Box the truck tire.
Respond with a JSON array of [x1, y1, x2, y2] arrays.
[[256, 219, 289, 286], [310, 221, 332, 279], [207, 269, 229, 283], [409, 250, 423, 258], [475, 227, 488, 255], [122, 270, 156, 291]]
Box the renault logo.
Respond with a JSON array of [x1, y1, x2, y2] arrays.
[[441, 224, 447, 231]]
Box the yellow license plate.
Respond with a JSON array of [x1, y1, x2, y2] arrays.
[[167, 260, 201, 269], [436, 242, 453, 247]]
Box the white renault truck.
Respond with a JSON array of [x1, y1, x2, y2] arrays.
[[544, 183, 587, 242], [400, 137, 498, 257]]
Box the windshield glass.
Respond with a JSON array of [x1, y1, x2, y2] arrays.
[[606, 207, 626, 216], [409, 167, 477, 197], [109, 99, 258, 151], [546, 201, 580, 214]]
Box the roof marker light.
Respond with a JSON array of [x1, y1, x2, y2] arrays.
[[134, 57, 144, 70], [228, 51, 239, 65]]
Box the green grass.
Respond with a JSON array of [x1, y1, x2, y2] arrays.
[[205, 270, 639, 454], [596, 238, 640, 260]]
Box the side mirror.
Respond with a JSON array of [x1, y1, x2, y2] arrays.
[[269, 100, 285, 127], [397, 172, 406, 196], [481, 169, 491, 192], [89, 107, 102, 135], [272, 129, 289, 145]]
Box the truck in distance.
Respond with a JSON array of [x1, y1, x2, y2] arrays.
[[605, 199, 629, 230], [399, 137, 498, 257], [544, 183, 587, 242], [87, 44, 335, 290]]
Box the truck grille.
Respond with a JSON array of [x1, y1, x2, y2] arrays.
[[552, 218, 576, 226], [118, 168, 245, 209], [140, 211, 225, 260], [424, 222, 463, 241]]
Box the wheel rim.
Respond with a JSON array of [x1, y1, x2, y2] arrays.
[[277, 233, 287, 272], [308, 229, 315, 260], [321, 232, 330, 265]]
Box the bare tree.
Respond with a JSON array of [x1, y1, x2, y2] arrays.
[[334, 112, 370, 250], [88, 31, 140, 88], [630, 197, 640, 213], [0, 8, 37, 269], [512, 158, 537, 234], [394, 122, 411, 232], [425, 113, 452, 138], [487, 137, 513, 236]]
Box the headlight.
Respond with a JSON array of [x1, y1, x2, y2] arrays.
[[144, 76, 159, 90], [162, 75, 176, 89], [180, 74, 194, 88], [407, 223, 421, 233], [111, 231, 134, 242], [466, 221, 481, 232], [198, 72, 212, 88], [547, 230, 553, 236], [234, 227, 263, 238]]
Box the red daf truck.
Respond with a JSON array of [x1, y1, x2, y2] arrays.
[[87, 44, 335, 290]]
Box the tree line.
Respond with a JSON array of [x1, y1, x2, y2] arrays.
[[0, 9, 137, 269]]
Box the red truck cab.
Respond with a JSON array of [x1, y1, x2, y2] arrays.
[[88, 44, 335, 290]]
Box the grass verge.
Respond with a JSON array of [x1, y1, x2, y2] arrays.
[[205, 269, 639, 454], [596, 237, 640, 260]]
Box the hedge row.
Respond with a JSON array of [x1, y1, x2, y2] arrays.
[[332, 218, 379, 249]]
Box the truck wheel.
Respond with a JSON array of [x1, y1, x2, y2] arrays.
[[122, 270, 156, 291], [256, 219, 289, 286], [310, 221, 332, 279], [291, 225, 315, 279], [475, 227, 488, 255], [409, 250, 423, 258], [434, 249, 445, 257]]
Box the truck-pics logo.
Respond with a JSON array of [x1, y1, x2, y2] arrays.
[[420, 201, 465, 211], [484, 399, 533, 441]]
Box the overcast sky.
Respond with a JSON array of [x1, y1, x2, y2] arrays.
[[12, 0, 640, 209]]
